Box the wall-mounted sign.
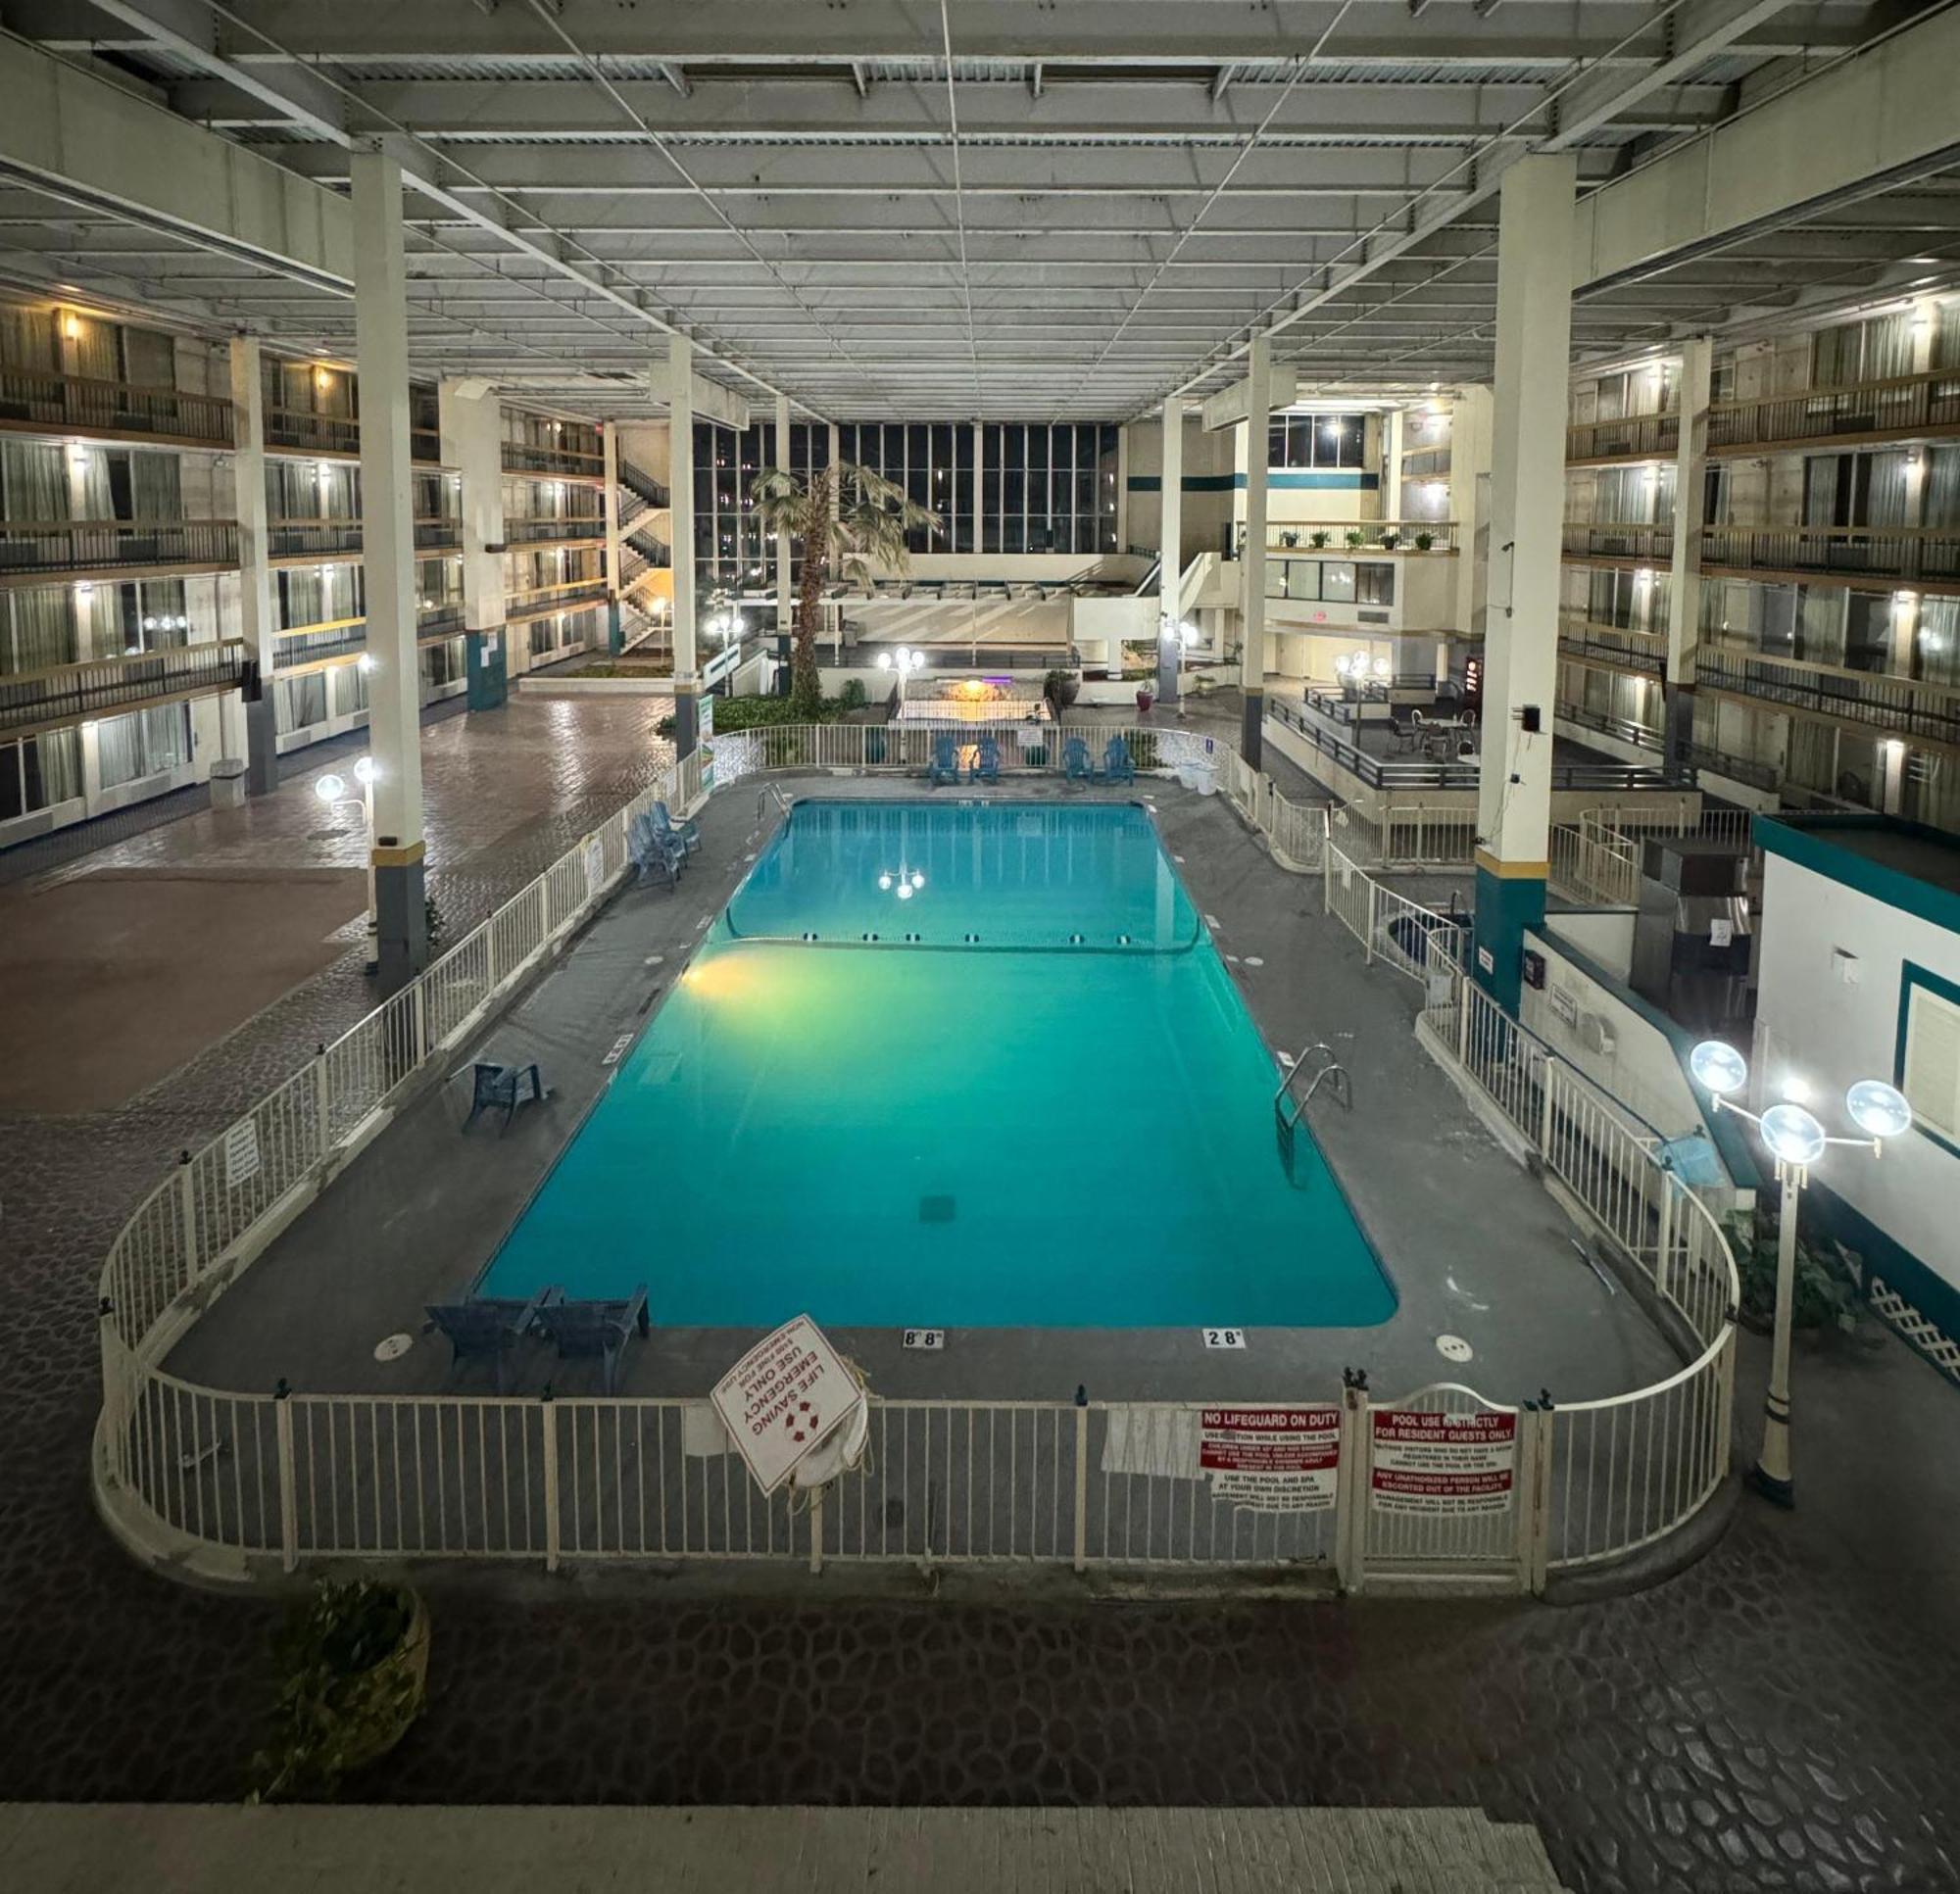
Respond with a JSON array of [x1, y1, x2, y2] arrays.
[[1200, 1407, 1341, 1513], [1369, 1409, 1516, 1518], [222, 1119, 261, 1190]]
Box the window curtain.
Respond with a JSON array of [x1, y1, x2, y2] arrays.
[[1795, 585, 1846, 666], [1802, 457, 1844, 527], [1915, 598, 1960, 687], [1, 441, 66, 521], [122, 327, 174, 388], [0, 306, 57, 373], [1813, 314, 1912, 388], [130, 451, 180, 522], [1933, 302, 1960, 371], [279, 566, 326, 629], [69, 447, 113, 520], [1864, 450, 1910, 527], [4, 589, 76, 673], [267, 459, 313, 519], [37, 729, 83, 805], [1924, 447, 1960, 529], [69, 316, 118, 383]]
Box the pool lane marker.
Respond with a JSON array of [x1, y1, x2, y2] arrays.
[[602, 1033, 634, 1067], [903, 1329, 945, 1351], [1202, 1328, 1247, 1350]]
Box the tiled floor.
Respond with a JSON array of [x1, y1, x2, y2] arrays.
[[3, 700, 1959, 1894]]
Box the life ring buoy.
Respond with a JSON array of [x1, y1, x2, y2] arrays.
[[791, 1395, 870, 1492]]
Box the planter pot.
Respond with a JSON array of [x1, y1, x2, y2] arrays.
[[333, 1592, 430, 1776], [1136, 690, 1154, 714]]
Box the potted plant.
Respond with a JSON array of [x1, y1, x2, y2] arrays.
[[1413, 530, 1435, 553], [1136, 685, 1155, 714], [1344, 529, 1364, 550], [1043, 666, 1081, 712], [1378, 530, 1400, 552], [1308, 529, 1331, 550], [253, 1579, 429, 1802], [1280, 529, 1299, 549]]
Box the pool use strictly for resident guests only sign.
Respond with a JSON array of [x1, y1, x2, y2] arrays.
[[711, 1315, 865, 1495], [1369, 1409, 1516, 1516], [1199, 1407, 1343, 1513]]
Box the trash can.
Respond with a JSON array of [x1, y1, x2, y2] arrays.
[[209, 755, 247, 810]]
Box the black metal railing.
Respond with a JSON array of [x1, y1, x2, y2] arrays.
[[0, 367, 233, 448], [1709, 368, 1960, 454], [504, 515, 606, 545], [0, 639, 247, 737], [1700, 523, 1960, 586], [1562, 521, 1675, 563], [618, 459, 671, 509], [1696, 648, 1960, 750], [1567, 412, 1679, 462], [0, 518, 240, 579], [502, 440, 607, 478]]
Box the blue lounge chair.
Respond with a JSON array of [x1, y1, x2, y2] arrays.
[[929, 734, 960, 786], [1102, 736, 1136, 785], [464, 1060, 548, 1133], [534, 1285, 651, 1395], [628, 809, 684, 888], [970, 734, 1002, 785], [1063, 735, 1096, 783], [651, 800, 701, 856], [424, 1287, 556, 1392]]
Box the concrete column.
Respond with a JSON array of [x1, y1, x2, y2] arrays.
[[1473, 154, 1576, 1012], [602, 418, 623, 655], [438, 378, 508, 710], [1663, 335, 1712, 766], [774, 392, 793, 643], [971, 421, 985, 554], [1450, 386, 1493, 640], [351, 145, 426, 989], [1157, 398, 1185, 704], [1382, 407, 1404, 524], [1240, 331, 1272, 765], [1114, 422, 1131, 553], [667, 334, 698, 755], [225, 336, 278, 794]]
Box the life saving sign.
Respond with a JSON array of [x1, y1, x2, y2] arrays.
[[1198, 1407, 1341, 1514], [1369, 1409, 1516, 1517], [710, 1314, 864, 1496]]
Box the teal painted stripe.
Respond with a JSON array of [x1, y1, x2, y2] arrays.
[[1125, 471, 1381, 493], [1754, 813, 1960, 936]]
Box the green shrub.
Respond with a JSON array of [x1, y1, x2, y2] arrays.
[[839, 677, 868, 711], [708, 695, 845, 732]]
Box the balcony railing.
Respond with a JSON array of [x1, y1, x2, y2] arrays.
[[506, 579, 609, 621], [1696, 647, 1960, 750], [1255, 519, 1457, 555], [502, 440, 607, 479], [1557, 618, 1668, 674], [0, 639, 247, 738], [1708, 367, 1960, 455], [0, 518, 240, 583], [1567, 412, 1679, 462], [504, 515, 606, 545], [0, 366, 233, 449], [619, 459, 671, 509], [1268, 694, 1687, 794], [1562, 520, 1674, 564], [267, 516, 463, 558], [1399, 445, 1451, 481], [416, 605, 467, 642], [263, 408, 444, 462], [1700, 522, 1960, 588]]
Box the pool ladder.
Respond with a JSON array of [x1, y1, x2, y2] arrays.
[[752, 782, 792, 840], [1273, 1041, 1350, 1186]]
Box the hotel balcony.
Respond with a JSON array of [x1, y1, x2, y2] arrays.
[[503, 515, 607, 547], [0, 366, 233, 451], [274, 603, 467, 668], [1561, 520, 1674, 565], [1252, 518, 1458, 555], [1708, 367, 1960, 457], [505, 579, 608, 623], [0, 518, 240, 585], [264, 407, 444, 464], [266, 517, 463, 560], [1699, 523, 1960, 592], [1557, 616, 1667, 675], [1399, 445, 1451, 481], [0, 639, 247, 740], [1694, 646, 1960, 752], [1566, 412, 1681, 466], [501, 440, 607, 482]]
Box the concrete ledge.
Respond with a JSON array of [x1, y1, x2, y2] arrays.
[[514, 675, 673, 696]]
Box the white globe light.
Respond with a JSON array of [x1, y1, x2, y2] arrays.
[[896, 881, 913, 899], [877, 652, 893, 670], [1689, 1040, 1747, 1094], [1845, 1079, 1912, 1141], [358, 653, 374, 673], [1781, 1075, 1813, 1105], [315, 773, 346, 803], [878, 873, 893, 891], [1760, 1102, 1828, 1169], [353, 756, 377, 786], [910, 870, 925, 889]]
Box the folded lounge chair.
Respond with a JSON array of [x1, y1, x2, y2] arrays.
[[534, 1284, 652, 1395], [971, 734, 1002, 785], [1063, 735, 1096, 783], [424, 1287, 556, 1393], [463, 1060, 549, 1133], [929, 734, 960, 786], [651, 800, 701, 856], [1102, 736, 1136, 785], [628, 809, 685, 888]]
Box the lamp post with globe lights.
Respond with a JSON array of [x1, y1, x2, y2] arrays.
[[1689, 1040, 1912, 1506], [876, 645, 925, 714], [316, 754, 380, 972]]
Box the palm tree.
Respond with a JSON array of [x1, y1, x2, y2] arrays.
[[753, 461, 941, 718]]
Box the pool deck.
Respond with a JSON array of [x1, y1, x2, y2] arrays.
[[166, 771, 1677, 1411]]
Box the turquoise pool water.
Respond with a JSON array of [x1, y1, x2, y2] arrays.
[[478, 800, 1394, 1329]]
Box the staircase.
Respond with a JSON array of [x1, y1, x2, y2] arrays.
[[619, 599, 670, 660], [614, 458, 673, 601], [618, 459, 670, 510]]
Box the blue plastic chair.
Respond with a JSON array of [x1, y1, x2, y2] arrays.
[[463, 1060, 548, 1133], [627, 809, 684, 888], [534, 1285, 652, 1395], [971, 734, 1002, 785], [1063, 735, 1096, 783], [1102, 736, 1136, 785], [929, 734, 960, 786], [424, 1287, 556, 1393], [651, 800, 701, 856]]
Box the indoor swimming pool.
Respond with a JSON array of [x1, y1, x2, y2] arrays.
[[477, 800, 1394, 1329]]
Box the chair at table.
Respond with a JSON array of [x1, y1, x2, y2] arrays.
[[1388, 710, 1419, 755], [970, 735, 1002, 785]]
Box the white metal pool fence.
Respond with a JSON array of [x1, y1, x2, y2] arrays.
[[92, 721, 1737, 1595], [1549, 799, 1760, 907]]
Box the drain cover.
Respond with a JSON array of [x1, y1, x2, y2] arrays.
[[1436, 1334, 1474, 1363], [918, 1194, 956, 1223], [373, 1332, 414, 1363]]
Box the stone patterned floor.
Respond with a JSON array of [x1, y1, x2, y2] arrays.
[[2, 700, 1958, 1894]]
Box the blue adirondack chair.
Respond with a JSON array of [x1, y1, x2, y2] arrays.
[[1102, 735, 1136, 785], [463, 1060, 548, 1133], [1063, 735, 1096, 783], [929, 734, 960, 786], [627, 809, 684, 888], [534, 1285, 652, 1395], [651, 800, 701, 856], [424, 1287, 556, 1392], [970, 734, 1002, 784]]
